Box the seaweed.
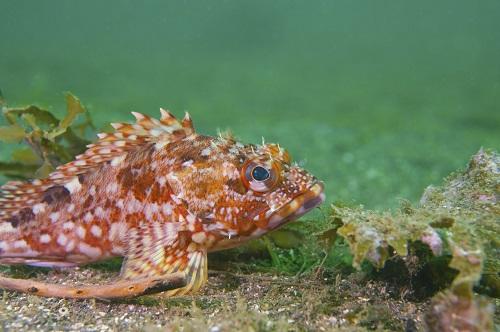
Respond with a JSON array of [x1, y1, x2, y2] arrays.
[[0, 93, 94, 179]]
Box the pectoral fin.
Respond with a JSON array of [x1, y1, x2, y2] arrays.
[[165, 249, 207, 296], [120, 224, 208, 296]]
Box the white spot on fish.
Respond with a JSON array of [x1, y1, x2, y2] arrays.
[[13, 240, 28, 249], [64, 177, 82, 194], [144, 206, 152, 220], [116, 199, 124, 209], [49, 212, 60, 223], [150, 129, 162, 137], [90, 225, 102, 238], [95, 207, 106, 218], [186, 214, 196, 224], [65, 239, 76, 252], [109, 222, 127, 241], [40, 234, 51, 243], [0, 223, 15, 233], [63, 221, 75, 230], [111, 155, 126, 167], [33, 203, 46, 214], [191, 232, 206, 244], [84, 212, 93, 223], [78, 242, 102, 258], [106, 182, 119, 194], [110, 245, 125, 255], [0, 241, 9, 251], [157, 176, 167, 187], [67, 204, 75, 213], [126, 198, 142, 214], [57, 234, 68, 246], [155, 141, 168, 150], [201, 147, 211, 156], [162, 203, 172, 216], [76, 226, 86, 239]]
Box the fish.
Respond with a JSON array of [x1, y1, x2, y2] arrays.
[[0, 109, 325, 298]]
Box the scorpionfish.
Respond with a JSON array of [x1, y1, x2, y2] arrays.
[[0, 110, 324, 295]]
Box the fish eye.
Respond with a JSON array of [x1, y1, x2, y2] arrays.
[[251, 166, 270, 182], [241, 160, 281, 193]]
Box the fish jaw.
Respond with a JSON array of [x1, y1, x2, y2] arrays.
[[266, 181, 325, 231], [210, 182, 325, 251]]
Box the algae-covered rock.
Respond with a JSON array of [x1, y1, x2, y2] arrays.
[[334, 207, 443, 270], [421, 149, 499, 298], [333, 149, 499, 330], [420, 148, 499, 214], [424, 290, 494, 332]]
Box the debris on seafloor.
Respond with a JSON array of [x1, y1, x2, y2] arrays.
[[329, 149, 498, 331]]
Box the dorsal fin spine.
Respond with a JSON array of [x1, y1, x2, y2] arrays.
[[1, 110, 195, 221]]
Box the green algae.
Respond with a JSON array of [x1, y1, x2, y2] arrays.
[[0, 93, 93, 179]]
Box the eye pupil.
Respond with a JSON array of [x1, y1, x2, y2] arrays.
[[252, 166, 270, 181]]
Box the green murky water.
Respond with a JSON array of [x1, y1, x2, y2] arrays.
[[1, 1, 499, 209]]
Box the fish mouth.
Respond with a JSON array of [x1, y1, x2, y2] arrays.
[[268, 182, 325, 230], [209, 182, 325, 252]]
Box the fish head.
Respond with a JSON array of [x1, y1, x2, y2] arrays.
[[168, 136, 325, 250]]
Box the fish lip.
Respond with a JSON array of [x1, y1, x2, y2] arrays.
[[268, 182, 325, 230]]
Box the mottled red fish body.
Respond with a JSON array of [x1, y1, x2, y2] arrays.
[[0, 109, 325, 297]]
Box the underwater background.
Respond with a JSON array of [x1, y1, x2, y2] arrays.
[[1, 0, 499, 209]]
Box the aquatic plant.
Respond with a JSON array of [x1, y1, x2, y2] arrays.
[[0, 93, 94, 179]]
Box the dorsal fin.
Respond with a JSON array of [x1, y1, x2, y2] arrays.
[[51, 109, 195, 180], [0, 109, 195, 221]]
